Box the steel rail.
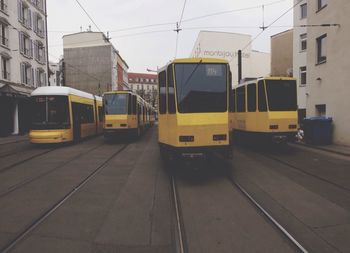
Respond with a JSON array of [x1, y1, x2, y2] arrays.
[[171, 175, 186, 253], [230, 178, 309, 253]]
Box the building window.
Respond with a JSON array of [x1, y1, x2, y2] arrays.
[[34, 40, 45, 64], [300, 3, 307, 19], [0, 0, 7, 13], [36, 68, 46, 87], [20, 62, 34, 85], [33, 12, 45, 38], [18, 1, 32, 29], [315, 104, 326, 117], [300, 33, 307, 51], [316, 34, 327, 64], [1, 56, 10, 80], [299, 66, 306, 86], [0, 22, 9, 47], [19, 32, 33, 58], [317, 0, 327, 11], [137, 84, 139, 90]]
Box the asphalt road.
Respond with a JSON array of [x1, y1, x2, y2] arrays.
[[0, 127, 349, 253]]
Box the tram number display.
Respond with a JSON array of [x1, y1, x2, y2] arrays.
[[205, 65, 223, 77], [35, 96, 56, 102]]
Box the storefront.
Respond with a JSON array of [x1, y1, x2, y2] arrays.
[[0, 82, 33, 136]]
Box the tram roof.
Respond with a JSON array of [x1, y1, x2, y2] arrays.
[[31, 86, 102, 101]]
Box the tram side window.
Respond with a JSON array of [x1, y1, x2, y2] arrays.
[[229, 89, 235, 112], [75, 103, 94, 124], [247, 83, 256, 112], [128, 94, 132, 114], [98, 106, 103, 122], [158, 71, 166, 114], [167, 65, 176, 114], [258, 80, 267, 112], [236, 86, 246, 112], [132, 95, 137, 115]]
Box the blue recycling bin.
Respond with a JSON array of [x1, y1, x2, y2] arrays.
[[303, 117, 333, 145]]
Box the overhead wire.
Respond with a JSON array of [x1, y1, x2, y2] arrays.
[[241, 0, 303, 51], [175, 0, 188, 58], [74, 0, 103, 33]]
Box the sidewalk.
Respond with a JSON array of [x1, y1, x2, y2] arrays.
[[0, 134, 28, 145], [292, 141, 350, 157]]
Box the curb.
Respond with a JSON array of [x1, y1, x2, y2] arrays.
[[291, 141, 350, 157]]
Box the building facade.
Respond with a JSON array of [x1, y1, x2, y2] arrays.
[[190, 31, 271, 86], [63, 32, 129, 95], [128, 73, 158, 107], [49, 61, 63, 86], [271, 29, 293, 77], [0, 0, 48, 136], [305, 0, 350, 146], [293, 0, 308, 122]]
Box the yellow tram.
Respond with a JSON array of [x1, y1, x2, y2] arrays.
[[158, 58, 232, 159], [29, 86, 103, 144], [103, 90, 155, 138], [231, 77, 298, 143]]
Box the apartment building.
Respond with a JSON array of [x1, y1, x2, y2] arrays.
[[128, 73, 158, 107], [270, 29, 293, 77], [305, 0, 350, 145], [293, 0, 308, 122], [0, 0, 48, 136], [63, 31, 129, 95]]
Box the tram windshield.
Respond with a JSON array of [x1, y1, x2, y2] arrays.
[[104, 93, 128, 115], [31, 96, 70, 129], [265, 80, 297, 111], [175, 63, 227, 113]]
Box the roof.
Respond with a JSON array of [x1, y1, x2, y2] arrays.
[[128, 73, 157, 79], [31, 86, 102, 101], [158, 58, 229, 72]]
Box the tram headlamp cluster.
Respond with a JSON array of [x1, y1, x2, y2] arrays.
[[269, 125, 279, 130], [289, 124, 297, 129], [179, 136, 194, 142], [213, 134, 227, 141]]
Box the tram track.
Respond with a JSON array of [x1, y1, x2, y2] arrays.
[[257, 149, 350, 193], [0, 142, 105, 198], [0, 142, 129, 253], [170, 154, 308, 253], [227, 176, 309, 253], [170, 174, 187, 253]]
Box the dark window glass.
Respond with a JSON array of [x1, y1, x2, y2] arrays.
[[265, 80, 297, 111], [132, 95, 137, 115], [127, 94, 132, 114], [31, 96, 70, 129], [229, 89, 235, 112], [316, 34, 327, 64], [318, 0, 327, 10], [98, 106, 103, 122], [300, 66, 306, 86], [236, 86, 245, 112], [175, 63, 227, 113], [104, 93, 128, 115], [158, 71, 166, 114], [167, 65, 176, 114], [247, 83, 256, 112], [258, 80, 267, 112], [300, 3, 307, 19]]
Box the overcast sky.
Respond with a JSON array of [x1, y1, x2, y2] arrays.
[[47, 0, 294, 72]]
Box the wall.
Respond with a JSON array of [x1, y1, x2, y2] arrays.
[[306, 1, 350, 145], [271, 30, 293, 77]]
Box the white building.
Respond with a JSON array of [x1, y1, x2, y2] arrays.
[[128, 73, 158, 107], [305, 0, 350, 146], [293, 0, 308, 121], [49, 61, 62, 86], [0, 0, 48, 136], [190, 31, 270, 86]]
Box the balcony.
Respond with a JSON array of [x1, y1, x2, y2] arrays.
[[0, 35, 8, 47]]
